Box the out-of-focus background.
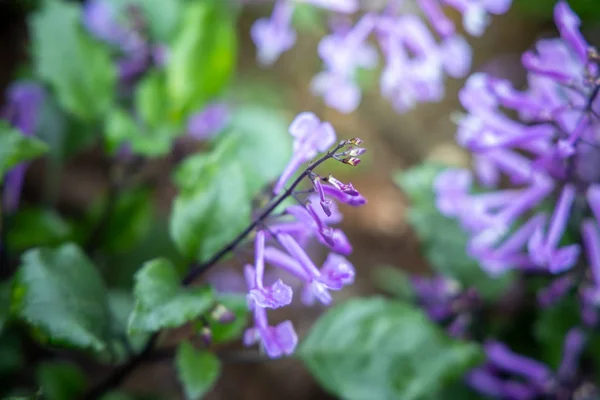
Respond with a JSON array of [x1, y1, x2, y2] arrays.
[[0, 1, 589, 398]]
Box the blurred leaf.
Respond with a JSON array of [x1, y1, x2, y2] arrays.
[[122, 0, 182, 41], [0, 282, 11, 334], [12, 244, 111, 352], [293, 4, 326, 33], [166, 0, 236, 120], [97, 188, 154, 253], [0, 330, 23, 377], [394, 164, 514, 300], [515, 0, 600, 21], [534, 297, 579, 369], [8, 208, 72, 253], [176, 341, 221, 400], [36, 95, 96, 162], [100, 392, 136, 400], [209, 294, 249, 344], [300, 297, 483, 400], [107, 290, 149, 357], [372, 266, 414, 300], [37, 362, 86, 400], [0, 122, 48, 183], [171, 158, 250, 263], [128, 259, 216, 333], [105, 107, 173, 157], [30, 1, 116, 121], [135, 72, 171, 131]]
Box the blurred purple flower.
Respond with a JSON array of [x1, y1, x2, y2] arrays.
[[1, 82, 45, 213], [434, 2, 600, 286], [468, 330, 591, 399], [186, 103, 230, 141], [251, 0, 297, 66]]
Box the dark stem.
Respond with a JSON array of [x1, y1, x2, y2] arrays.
[[181, 142, 344, 286], [84, 143, 345, 399]]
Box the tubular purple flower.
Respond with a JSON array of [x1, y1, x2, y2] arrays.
[[246, 232, 293, 309], [554, 1, 589, 63], [243, 308, 298, 358], [528, 185, 580, 273], [321, 184, 367, 206], [273, 112, 337, 194], [251, 0, 297, 66], [582, 220, 600, 287], [1, 82, 45, 213], [537, 275, 575, 308], [557, 328, 587, 382], [485, 341, 553, 382]]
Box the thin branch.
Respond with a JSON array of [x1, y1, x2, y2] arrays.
[[84, 142, 346, 399]]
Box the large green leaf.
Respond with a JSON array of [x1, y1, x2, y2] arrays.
[[166, 0, 236, 120], [394, 164, 514, 300], [176, 341, 221, 400], [170, 157, 250, 263], [0, 122, 48, 183], [37, 362, 86, 400], [170, 106, 291, 262], [11, 244, 111, 352], [299, 298, 483, 400], [30, 1, 116, 121], [128, 259, 216, 333]]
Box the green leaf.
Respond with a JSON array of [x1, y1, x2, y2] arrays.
[[170, 159, 250, 262], [176, 341, 220, 400], [37, 362, 86, 400], [534, 296, 580, 369], [209, 294, 249, 344], [30, 1, 116, 121], [372, 266, 414, 300], [11, 244, 111, 352], [105, 107, 173, 157], [166, 0, 236, 120], [128, 259, 216, 333], [515, 0, 600, 21], [394, 164, 514, 300], [107, 290, 149, 357], [0, 122, 48, 182], [299, 297, 483, 400], [94, 188, 154, 253], [8, 208, 72, 253], [170, 106, 291, 262]]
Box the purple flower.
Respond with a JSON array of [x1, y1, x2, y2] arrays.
[[303, 0, 359, 13], [186, 103, 230, 141], [434, 2, 600, 282], [442, 0, 513, 37], [240, 112, 365, 357], [468, 331, 589, 399], [1, 82, 45, 213], [82, 0, 166, 84], [273, 112, 337, 194], [251, 0, 296, 66], [311, 14, 378, 113]]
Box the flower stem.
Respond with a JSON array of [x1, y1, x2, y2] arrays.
[[84, 142, 345, 399]]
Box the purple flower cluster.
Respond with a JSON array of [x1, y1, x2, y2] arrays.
[[243, 112, 366, 357], [434, 1, 600, 285], [83, 0, 167, 84], [1, 82, 45, 213], [467, 329, 594, 399], [430, 2, 600, 398], [250, 0, 512, 113]]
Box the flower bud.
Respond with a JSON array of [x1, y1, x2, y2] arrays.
[[211, 304, 236, 324], [341, 157, 361, 166], [348, 138, 363, 146], [199, 326, 212, 346]]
